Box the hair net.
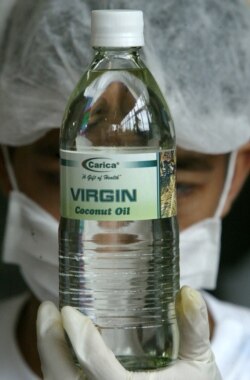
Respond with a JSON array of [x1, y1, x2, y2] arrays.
[[0, 0, 249, 153], [113, 0, 250, 153]]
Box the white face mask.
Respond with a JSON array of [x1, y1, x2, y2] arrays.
[[179, 218, 221, 289], [2, 190, 59, 304], [179, 151, 237, 290], [1, 145, 59, 303]]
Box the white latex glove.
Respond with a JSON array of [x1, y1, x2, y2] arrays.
[[37, 286, 222, 380]]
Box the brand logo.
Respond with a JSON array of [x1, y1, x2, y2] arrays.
[[82, 157, 119, 172]]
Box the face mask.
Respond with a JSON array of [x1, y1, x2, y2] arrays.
[[2, 190, 59, 304], [179, 151, 237, 290], [1, 145, 59, 303], [179, 218, 221, 289]]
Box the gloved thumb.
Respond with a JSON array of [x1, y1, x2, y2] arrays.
[[176, 286, 213, 362], [37, 301, 82, 380], [62, 306, 128, 380]]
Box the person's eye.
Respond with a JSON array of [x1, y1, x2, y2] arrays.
[[42, 171, 60, 186], [176, 182, 197, 197], [50, 150, 59, 160]]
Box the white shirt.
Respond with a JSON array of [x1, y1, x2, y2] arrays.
[[204, 292, 250, 380], [0, 293, 250, 379]]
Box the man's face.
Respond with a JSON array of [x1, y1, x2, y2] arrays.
[[6, 130, 228, 230], [176, 148, 227, 230]]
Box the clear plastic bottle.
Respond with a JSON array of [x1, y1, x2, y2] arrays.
[[59, 10, 179, 371]]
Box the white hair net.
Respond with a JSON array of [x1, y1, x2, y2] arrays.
[[0, 0, 94, 146], [0, 0, 249, 152], [115, 0, 250, 153]]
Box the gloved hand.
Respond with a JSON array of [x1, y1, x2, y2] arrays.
[[37, 286, 222, 380]]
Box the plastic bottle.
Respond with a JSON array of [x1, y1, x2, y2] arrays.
[[59, 9, 179, 371]]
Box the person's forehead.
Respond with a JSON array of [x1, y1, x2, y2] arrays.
[[176, 147, 227, 171], [26, 132, 222, 150], [35, 129, 59, 144], [27, 129, 60, 150], [11, 129, 60, 158]]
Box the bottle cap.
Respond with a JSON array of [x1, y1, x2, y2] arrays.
[[91, 10, 144, 47]]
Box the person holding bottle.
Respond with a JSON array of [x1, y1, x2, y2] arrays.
[[0, 0, 249, 379]]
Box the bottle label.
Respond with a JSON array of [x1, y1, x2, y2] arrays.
[[60, 149, 176, 221]]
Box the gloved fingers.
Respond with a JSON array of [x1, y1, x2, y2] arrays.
[[37, 301, 82, 380], [62, 306, 129, 380], [176, 286, 214, 362]]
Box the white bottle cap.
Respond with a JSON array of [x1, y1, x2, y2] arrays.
[[91, 10, 144, 47]]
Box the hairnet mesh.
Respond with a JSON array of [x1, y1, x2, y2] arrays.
[[123, 0, 250, 153], [0, 0, 93, 146], [0, 0, 249, 152]]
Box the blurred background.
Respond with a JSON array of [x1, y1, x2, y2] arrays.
[[211, 175, 250, 307], [1, 176, 249, 306]]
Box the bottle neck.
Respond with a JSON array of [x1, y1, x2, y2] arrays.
[[93, 46, 141, 56], [91, 46, 143, 71]]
